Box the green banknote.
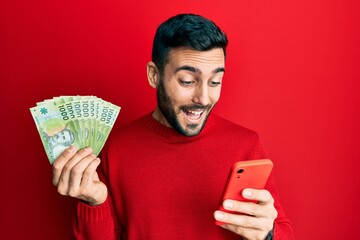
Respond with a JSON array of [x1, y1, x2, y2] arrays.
[[30, 96, 120, 164]]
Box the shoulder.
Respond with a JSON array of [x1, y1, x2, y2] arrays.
[[206, 114, 268, 159], [208, 114, 260, 138], [114, 114, 149, 133], [206, 114, 264, 151], [106, 113, 153, 145]]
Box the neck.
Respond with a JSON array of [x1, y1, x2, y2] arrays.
[[152, 107, 172, 128]]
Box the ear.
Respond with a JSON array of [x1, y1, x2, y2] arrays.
[[147, 61, 160, 88]]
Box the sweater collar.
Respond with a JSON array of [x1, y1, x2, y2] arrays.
[[143, 112, 214, 143]]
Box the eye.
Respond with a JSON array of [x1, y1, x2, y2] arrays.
[[209, 81, 221, 87], [179, 79, 195, 86]]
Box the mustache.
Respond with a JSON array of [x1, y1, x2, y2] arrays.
[[180, 104, 212, 112]]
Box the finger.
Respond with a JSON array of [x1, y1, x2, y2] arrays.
[[221, 223, 268, 240], [223, 199, 262, 217], [57, 147, 94, 195], [80, 158, 107, 205], [67, 154, 98, 197], [52, 146, 77, 186], [80, 158, 101, 189], [242, 188, 274, 205], [214, 210, 262, 230]]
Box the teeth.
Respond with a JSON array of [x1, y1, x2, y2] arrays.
[[187, 110, 203, 118]]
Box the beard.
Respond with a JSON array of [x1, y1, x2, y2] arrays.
[[156, 78, 214, 137]]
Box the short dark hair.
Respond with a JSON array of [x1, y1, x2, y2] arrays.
[[151, 13, 228, 76]]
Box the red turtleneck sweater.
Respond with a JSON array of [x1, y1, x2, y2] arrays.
[[73, 113, 294, 239]]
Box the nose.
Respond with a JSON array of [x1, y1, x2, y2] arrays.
[[192, 83, 210, 106]]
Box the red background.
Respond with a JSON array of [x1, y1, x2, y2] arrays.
[[1, 0, 359, 239]]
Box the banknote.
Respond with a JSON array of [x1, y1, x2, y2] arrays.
[[30, 96, 120, 163]]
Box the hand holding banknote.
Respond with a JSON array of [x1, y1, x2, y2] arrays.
[[30, 96, 120, 205], [52, 145, 107, 206]]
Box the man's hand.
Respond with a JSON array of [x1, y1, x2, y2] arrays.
[[214, 188, 277, 240], [52, 146, 107, 206]]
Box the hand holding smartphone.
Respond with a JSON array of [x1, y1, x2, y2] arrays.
[[215, 159, 273, 226]]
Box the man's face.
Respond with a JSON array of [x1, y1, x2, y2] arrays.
[[155, 47, 225, 136]]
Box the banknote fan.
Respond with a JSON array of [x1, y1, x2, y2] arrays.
[[30, 96, 120, 163]]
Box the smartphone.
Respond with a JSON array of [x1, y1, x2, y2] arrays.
[[215, 159, 273, 226]]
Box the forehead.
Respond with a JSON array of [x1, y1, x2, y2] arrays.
[[166, 47, 225, 71]]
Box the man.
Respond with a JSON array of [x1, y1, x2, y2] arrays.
[[52, 14, 294, 239]]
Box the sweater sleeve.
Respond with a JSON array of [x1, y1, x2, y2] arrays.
[[73, 197, 118, 240], [252, 133, 295, 240]]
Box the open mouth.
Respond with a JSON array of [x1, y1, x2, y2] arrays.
[[182, 109, 205, 122]]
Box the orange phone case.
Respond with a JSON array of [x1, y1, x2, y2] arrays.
[[216, 159, 273, 226]]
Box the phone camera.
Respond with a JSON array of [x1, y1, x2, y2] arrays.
[[237, 169, 244, 174], [236, 168, 244, 178]]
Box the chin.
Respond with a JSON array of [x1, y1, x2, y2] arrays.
[[179, 122, 205, 137]]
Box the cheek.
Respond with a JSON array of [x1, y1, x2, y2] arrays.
[[173, 91, 193, 105], [166, 85, 194, 106], [209, 88, 221, 103]]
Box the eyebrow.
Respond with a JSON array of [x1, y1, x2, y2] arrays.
[[174, 65, 225, 74]]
